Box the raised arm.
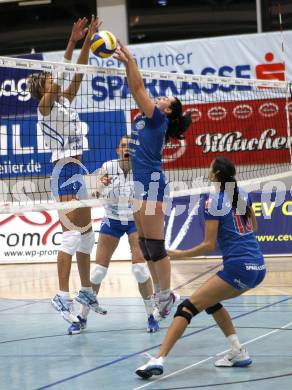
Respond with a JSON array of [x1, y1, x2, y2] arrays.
[[38, 75, 60, 117], [168, 220, 219, 259], [114, 40, 155, 118], [38, 18, 88, 116], [63, 15, 102, 102]]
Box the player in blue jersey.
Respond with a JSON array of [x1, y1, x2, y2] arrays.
[[135, 156, 266, 378], [115, 42, 192, 319]]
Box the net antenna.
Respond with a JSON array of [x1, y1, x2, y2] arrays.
[[278, 0, 292, 163]]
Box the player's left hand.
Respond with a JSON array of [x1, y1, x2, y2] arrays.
[[86, 15, 103, 39], [70, 17, 89, 43]]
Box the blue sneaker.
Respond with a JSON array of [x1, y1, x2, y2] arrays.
[[51, 294, 79, 324], [68, 315, 87, 335], [147, 315, 160, 333], [135, 356, 164, 379], [75, 290, 107, 315]]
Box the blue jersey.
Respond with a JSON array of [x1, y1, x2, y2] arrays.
[[129, 107, 168, 174], [204, 191, 262, 263]]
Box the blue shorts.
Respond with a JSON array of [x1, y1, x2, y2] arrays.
[[133, 171, 169, 202], [51, 160, 88, 199], [99, 218, 137, 239], [217, 258, 266, 290]]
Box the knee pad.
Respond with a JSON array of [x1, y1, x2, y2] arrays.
[[174, 299, 199, 324], [205, 303, 223, 315], [132, 263, 150, 284], [145, 238, 167, 262], [59, 231, 81, 256], [90, 264, 108, 285], [138, 237, 151, 261], [77, 230, 95, 255]]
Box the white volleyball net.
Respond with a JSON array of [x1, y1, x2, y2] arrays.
[[0, 55, 291, 213]]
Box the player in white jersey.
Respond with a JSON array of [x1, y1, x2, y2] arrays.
[[28, 16, 106, 328], [69, 136, 160, 334]]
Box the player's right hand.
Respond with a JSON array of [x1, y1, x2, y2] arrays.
[[100, 174, 112, 186]]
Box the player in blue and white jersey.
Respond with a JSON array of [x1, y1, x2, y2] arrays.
[[28, 16, 105, 328], [135, 156, 266, 378], [69, 136, 160, 334], [115, 42, 192, 319]]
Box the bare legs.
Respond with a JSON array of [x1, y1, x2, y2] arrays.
[[57, 203, 92, 293], [134, 200, 170, 291], [158, 275, 247, 358]]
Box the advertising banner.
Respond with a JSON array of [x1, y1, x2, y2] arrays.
[[45, 31, 292, 80], [0, 207, 131, 263], [163, 98, 291, 169]]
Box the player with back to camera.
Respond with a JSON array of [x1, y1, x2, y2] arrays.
[[69, 135, 161, 334], [114, 41, 192, 319], [28, 16, 106, 328], [135, 156, 266, 378]]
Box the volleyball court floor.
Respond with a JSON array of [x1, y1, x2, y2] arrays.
[[1, 257, 292, 390]]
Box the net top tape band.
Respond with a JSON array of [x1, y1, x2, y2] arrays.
[[0, 55, 288, 90]]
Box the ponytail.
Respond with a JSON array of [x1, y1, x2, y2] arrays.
[[165, 97, 192, 142], [213, 156, 251, 224], [227, 178, 251, 224]]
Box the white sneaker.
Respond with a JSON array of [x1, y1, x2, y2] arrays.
[[51, 294, 79, 324], [158, 291, 180, 318], [135, 356, 164, 379], [215, 347, 252, 367], [75, 290, 107, 315]]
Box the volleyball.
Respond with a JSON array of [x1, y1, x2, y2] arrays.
[[90, 31, 117, 58]]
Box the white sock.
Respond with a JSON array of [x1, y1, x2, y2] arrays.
[[58, 291, 70, 300], [227, 334, 241, 351], [143, 298, 154, 316], [80, 286, 93, 293], [80, 305, 90, 319], [153, 283, 160, 294], [159, 289, 171, 301]]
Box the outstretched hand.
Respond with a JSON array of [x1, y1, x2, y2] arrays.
[[114, 40, 134, 64], [70, 17, 89, 43], [86, 15, 103, 39]]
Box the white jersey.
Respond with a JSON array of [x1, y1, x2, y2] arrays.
[[37, 96, 87, 162], [100, 159, 134, 222]]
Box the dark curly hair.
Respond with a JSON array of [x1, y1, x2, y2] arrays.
[[27, 71, 50, 100]]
